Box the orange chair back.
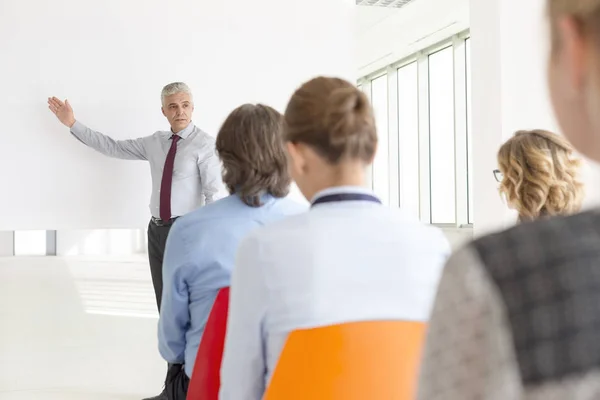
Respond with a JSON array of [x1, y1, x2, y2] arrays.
[[187, 287, 230, 400], [264, 320, 426, 400]]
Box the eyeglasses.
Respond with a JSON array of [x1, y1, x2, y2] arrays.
[[493, 169, 504, 183]]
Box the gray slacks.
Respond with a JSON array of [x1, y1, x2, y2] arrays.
[[147, 220, 173, 311]]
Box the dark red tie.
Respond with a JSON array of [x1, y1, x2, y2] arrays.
[[160, 135, 180, 221]]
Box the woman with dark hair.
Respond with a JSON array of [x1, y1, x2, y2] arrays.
[[219, 77, 450, 399], [157, 104, 305, 400]]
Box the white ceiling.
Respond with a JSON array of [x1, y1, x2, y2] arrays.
[[355, 4, 402, 33], [356, 0, 417, 7]]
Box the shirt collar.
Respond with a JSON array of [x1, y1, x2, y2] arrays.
[[172, 122, 195, 139], [310, 185, 375, 204], [233, 188, 274, 206]]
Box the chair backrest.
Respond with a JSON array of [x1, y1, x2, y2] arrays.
[[187, 287, 230, 400], [264, 320, 426, 400]]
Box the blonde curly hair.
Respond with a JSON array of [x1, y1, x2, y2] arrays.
[[497, 130, 584, 221]]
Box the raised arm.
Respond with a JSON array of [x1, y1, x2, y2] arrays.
[[48, 97, 148, 160]]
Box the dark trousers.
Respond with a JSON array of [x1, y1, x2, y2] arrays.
[[166, 364, 190, 400], [147, 220, 173, 311]]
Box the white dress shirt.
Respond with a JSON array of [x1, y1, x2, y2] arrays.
[[70, 121, 222, 218], [219, 186, 451, 400]]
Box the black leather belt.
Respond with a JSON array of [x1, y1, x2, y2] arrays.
[[151, 217, 179, 227]]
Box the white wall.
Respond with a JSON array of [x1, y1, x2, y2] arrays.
[[356, 0, 469, 77], [57, 229, 147, 256], [0, 0, 354, 231], [13, 231, 47, 256]]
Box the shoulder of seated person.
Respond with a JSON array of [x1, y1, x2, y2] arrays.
[[249, 211, 309, 239], [175, 197, 236, 224], [469, 210, 599, 272], [475, 211, 594, 246]]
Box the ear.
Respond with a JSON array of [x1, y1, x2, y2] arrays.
[[162, 107, 166, 117], [557, 16, 587, 92]]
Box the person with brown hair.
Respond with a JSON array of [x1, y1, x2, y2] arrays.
[[496, 129, 584, 222], [219, 77, 450, 400], [156, 104, 305, 400], [418, 1, 600, 399]]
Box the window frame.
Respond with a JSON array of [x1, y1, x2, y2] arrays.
[[357, 30, 472, 229]]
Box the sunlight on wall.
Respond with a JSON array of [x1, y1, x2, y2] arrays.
[[59, 229, 147, 256], [14, 230, 46, 256], [67, 256, 158, 319]]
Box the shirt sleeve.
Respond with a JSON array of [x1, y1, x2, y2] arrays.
[[70, 120, 148, 160], [197, 138, 222, 204], [158, 222, 190, 364], [417, 246, 521, 400], [220, 234, 268, 400]]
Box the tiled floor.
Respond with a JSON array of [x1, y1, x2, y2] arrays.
[[0, 256, 165, 399]]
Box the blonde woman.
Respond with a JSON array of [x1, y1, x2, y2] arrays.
[[495, 129, 584, 222], [419, 1, 600, 399]]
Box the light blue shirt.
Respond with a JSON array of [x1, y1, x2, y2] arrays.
[[158, 193, 306, 378], [219, 186, 451, 400]]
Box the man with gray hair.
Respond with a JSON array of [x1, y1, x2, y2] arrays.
[[49, 83, 221, 399], [48, 82, 222, 312]]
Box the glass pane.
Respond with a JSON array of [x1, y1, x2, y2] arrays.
[[397, 62, 420, 218], [429, 47, 456, 224], [466, 38, 473, 223], [371, 75, 389, 205], [14, 230, 46, 256]]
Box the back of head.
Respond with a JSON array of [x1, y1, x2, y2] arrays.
[[497, 129, 584, 221], [284, 77, 377, 164], [216, 104, 291, 207]]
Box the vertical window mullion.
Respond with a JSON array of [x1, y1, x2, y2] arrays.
[[387, 67, 400, 208], [417, 53, 431, 224], [453, 37, 469, 227], [466, 38, 474, 224]]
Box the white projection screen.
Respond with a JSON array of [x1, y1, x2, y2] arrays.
[[0, 0, 355, 230]]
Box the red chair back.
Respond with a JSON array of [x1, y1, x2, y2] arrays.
[[187, 287, 230, 400]]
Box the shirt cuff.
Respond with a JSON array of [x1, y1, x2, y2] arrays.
[[159, 343, 185, 365], [69, 120, 87, 137]]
